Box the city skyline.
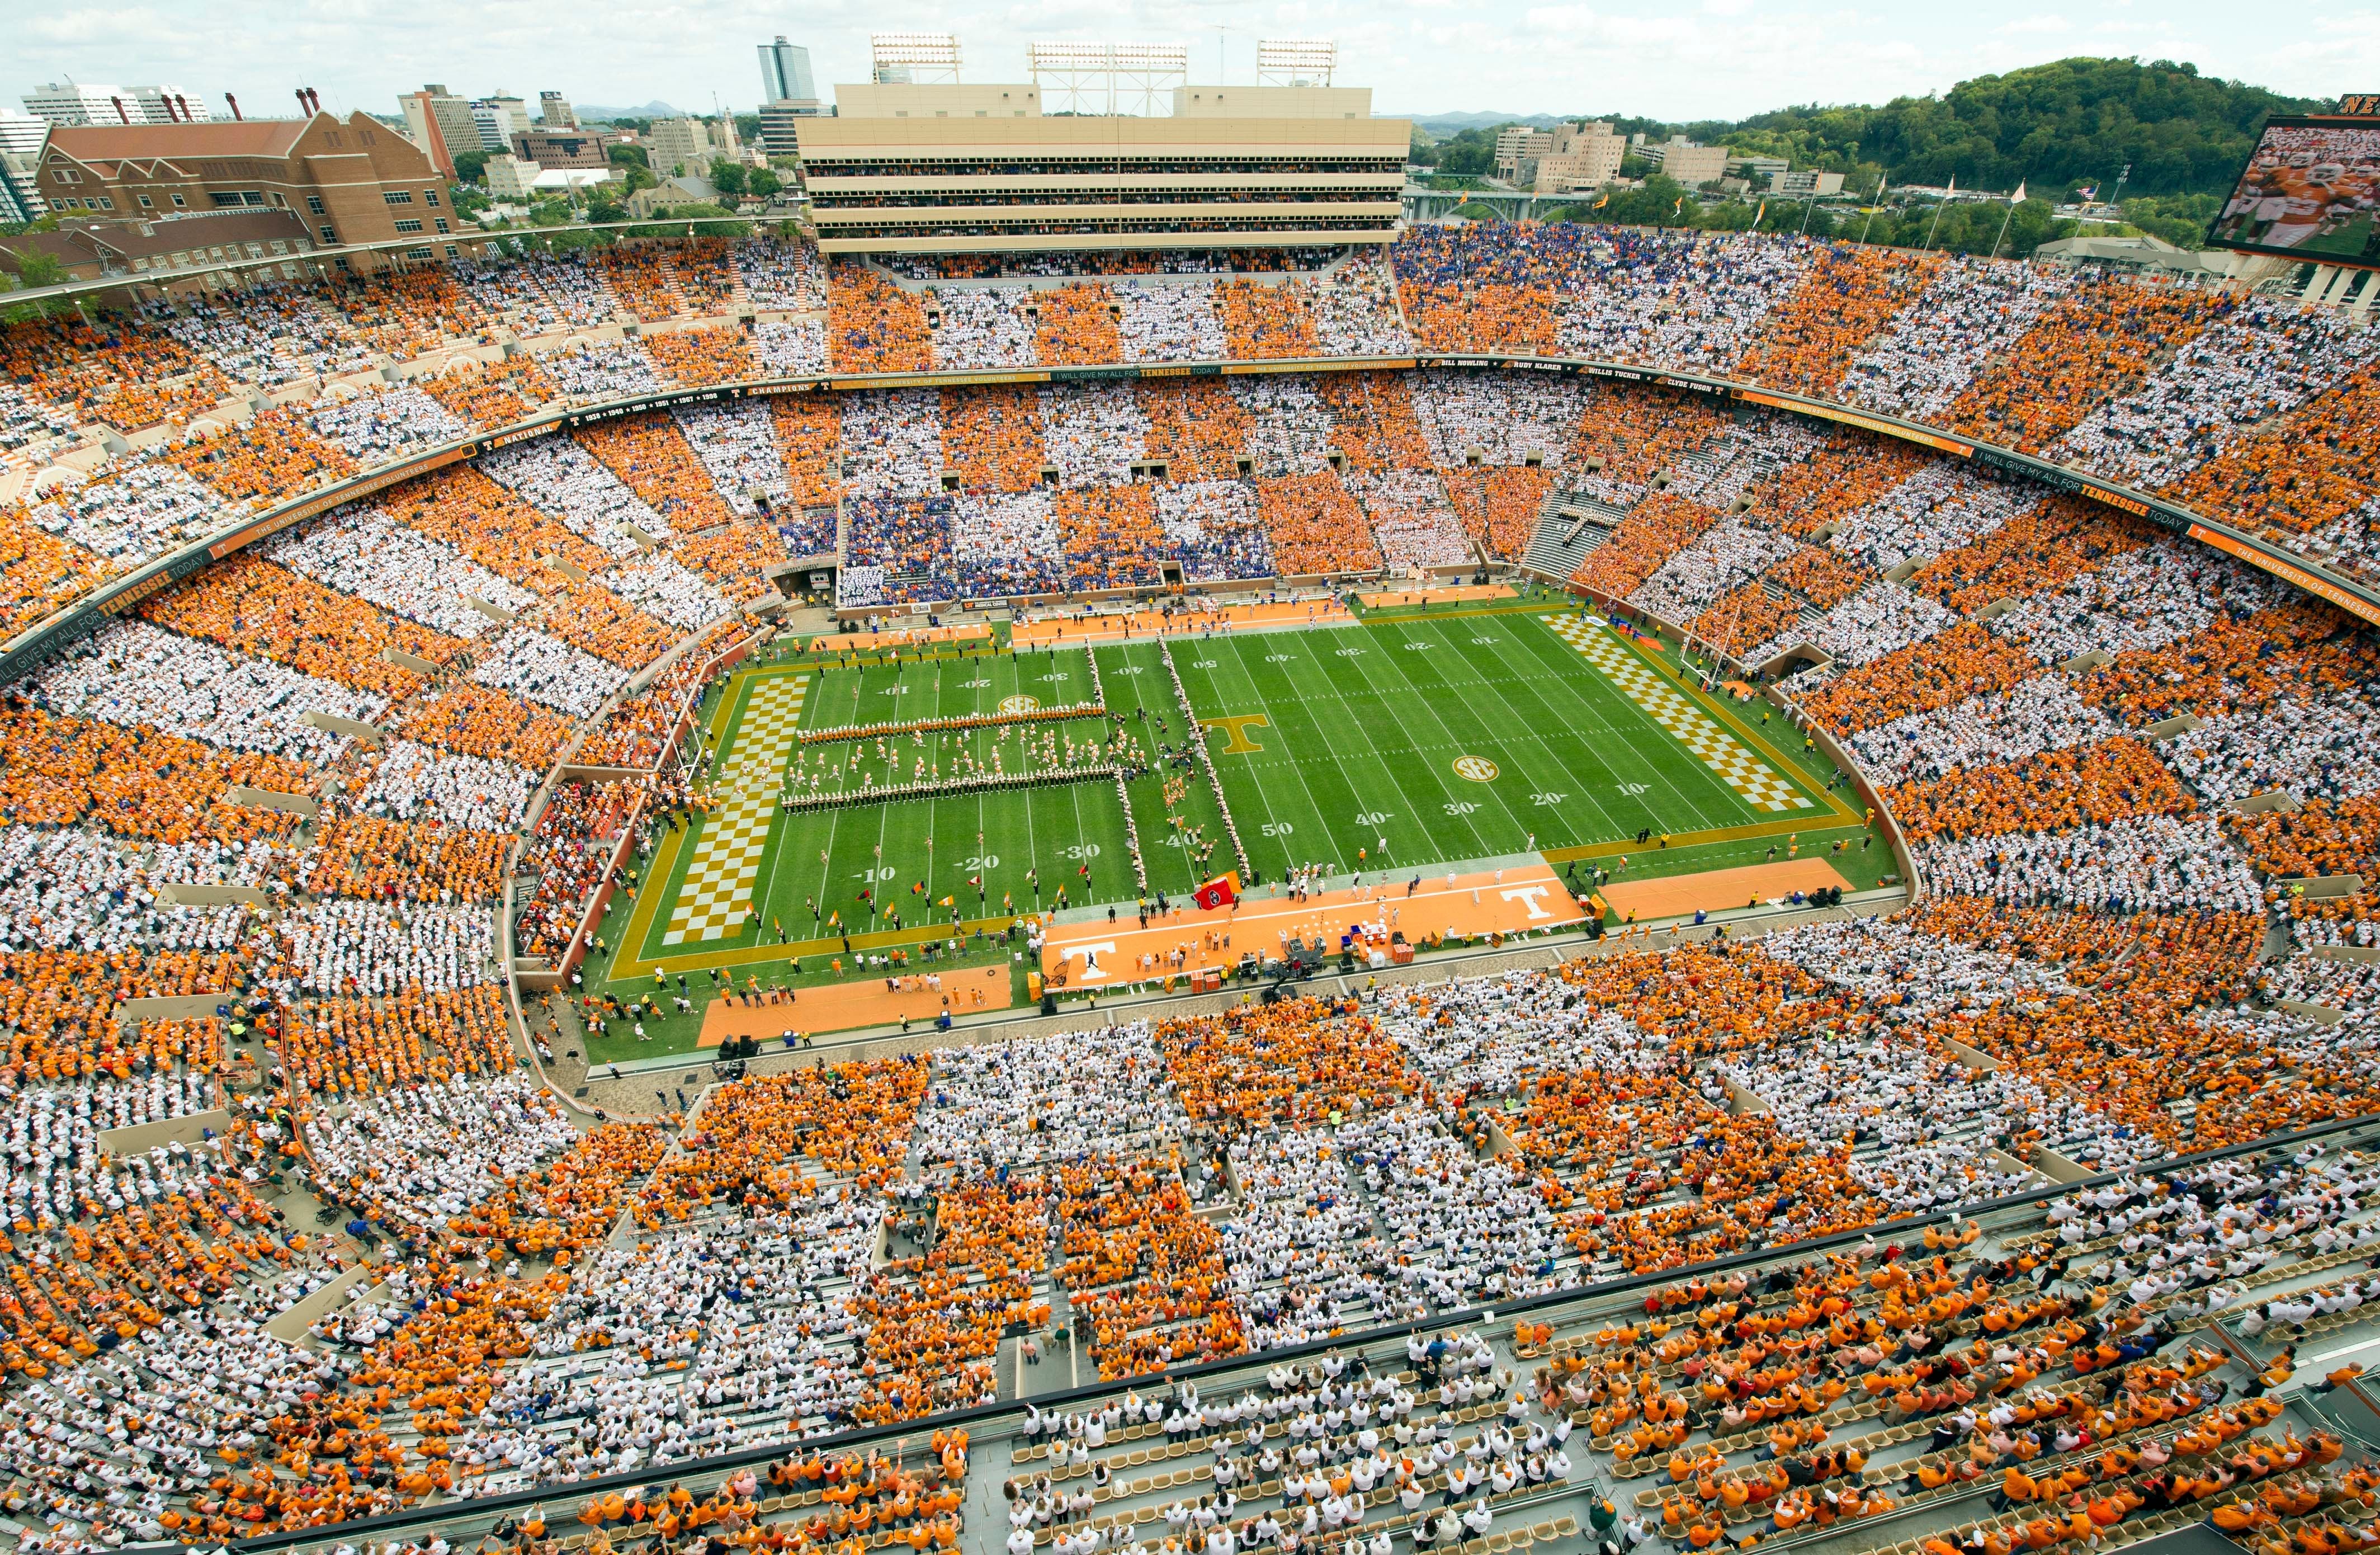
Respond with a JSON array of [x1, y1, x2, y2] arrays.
[[8, 0, 2374, 129]]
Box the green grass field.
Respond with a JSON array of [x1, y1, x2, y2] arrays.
[[1155, 612, 1813, 877], [654, 649, 1160, 938], [571, 605, 1880, 1060]]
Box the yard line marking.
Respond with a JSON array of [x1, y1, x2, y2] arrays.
[[1501, 615, 1731, 834], [1542, 616, 1812, 814]]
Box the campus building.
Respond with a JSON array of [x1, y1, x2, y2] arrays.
[[0, 209, 320, 286], [511, 128, 616, 169], [799, 82, 1407, 256], [1636, 134, 1726, 189], [22, 82, 211, 127], [758, 98, 826, 160], [398, 84, 480, 177], [758, 37, 819, 104], [1519, 122, 1625, 194], [647, 117, 715, 177], [33, 112, 461, 268]]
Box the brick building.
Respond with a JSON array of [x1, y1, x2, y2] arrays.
[[32, 111, 464, 270], [511, 128, 618, 170], [0, 209, 319, 287]]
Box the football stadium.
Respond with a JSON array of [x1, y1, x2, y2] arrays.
[[6, 36, 2380, 1555]]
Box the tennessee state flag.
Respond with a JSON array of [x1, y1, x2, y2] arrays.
[[1193, 871, 1241, 911]]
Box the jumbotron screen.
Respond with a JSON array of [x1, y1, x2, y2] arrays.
[[2207, 114, 2380, 268]]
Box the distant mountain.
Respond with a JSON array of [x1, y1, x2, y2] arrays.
[[1406, 111, 1566, 134], [576, 101, 686, 122]]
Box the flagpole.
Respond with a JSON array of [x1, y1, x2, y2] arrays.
[[1990, 180, 2025, 261], [1922, 177, 1953, 251], [1859, 171, 1884, 245]]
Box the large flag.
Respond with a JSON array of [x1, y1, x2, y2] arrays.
[[2010, 180, 2027, 202], [1593, 192, 1608, 209], [1193, 871, 1242, 911], [1754, 200, 1766, 227]]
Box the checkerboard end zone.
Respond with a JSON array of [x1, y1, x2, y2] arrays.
[[1541, 616, 1813, 814], [663, 675, 809, 946]]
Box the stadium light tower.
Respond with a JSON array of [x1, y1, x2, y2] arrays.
[[1030, 41, 1188, 116], [1256, 39, 1337, 87], [870, 32, 963, 84]]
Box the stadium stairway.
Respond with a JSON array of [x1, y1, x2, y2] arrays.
[[1522, 494, 1622, 580]]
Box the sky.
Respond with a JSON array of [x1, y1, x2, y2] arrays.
[[11, 0, 2378, 125]]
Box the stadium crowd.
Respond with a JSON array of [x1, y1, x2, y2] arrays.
[[4, 227, 2380, 1555]]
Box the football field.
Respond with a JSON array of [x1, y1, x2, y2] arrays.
[[1142, 610, 1825, 880], [593, 606, 1868, 1039], [620, 607, 1849, 949], [640, 646, 1174, 953]]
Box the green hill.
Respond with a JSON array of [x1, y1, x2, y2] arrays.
[[1415, 58, 2322, 202], [1714, 57, 2322, 200]]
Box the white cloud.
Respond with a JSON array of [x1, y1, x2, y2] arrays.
[[5, 0, 2370, 124]]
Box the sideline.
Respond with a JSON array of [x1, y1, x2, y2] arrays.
[[582, 883, 1910, 1080]]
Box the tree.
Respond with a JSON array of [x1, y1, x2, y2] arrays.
[[1601, 174, 1700, 228], [2118, 191, 2221, 247], [1540, 56, 2313, 232], [0, 271, 55, 324], [1712, 58, 2317, 201], [1432, 125, 1511, 178], [451, 149, 489, 185], [734, 112, 762, 144], [709, 158, 749, 196], [6, 250, 66, 290], [584, 189, 626, 224], [748, 166, 783, 200], [608, 143, 650, 171], [1699, 198, 1758, 232], [653, 202, 752, 238]]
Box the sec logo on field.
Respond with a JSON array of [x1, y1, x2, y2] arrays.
[[999, 695, 1041, 715], [1452, 756, 1499, 783]]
